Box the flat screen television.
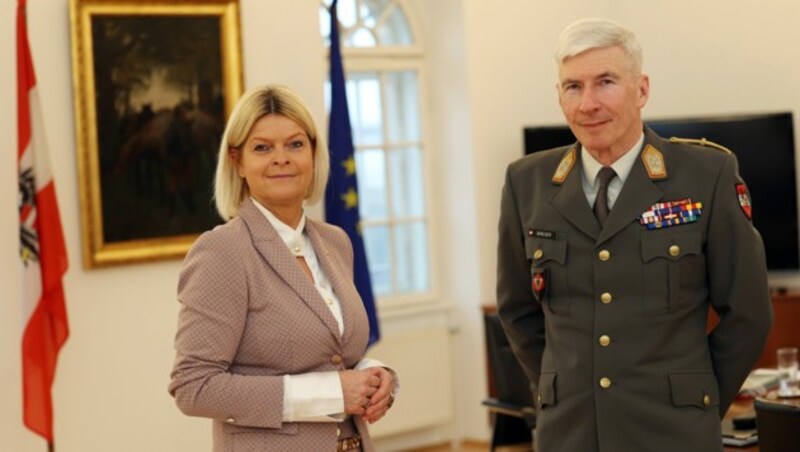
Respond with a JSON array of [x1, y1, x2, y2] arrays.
[[523, 112, 799, 271]]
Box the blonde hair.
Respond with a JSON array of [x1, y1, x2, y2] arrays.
[[214, 84, 329, 220], [555, 18, 643, 76]]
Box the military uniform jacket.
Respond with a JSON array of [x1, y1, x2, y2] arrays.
[[169, 197, 374, 452], [496, 128, 773, 452]]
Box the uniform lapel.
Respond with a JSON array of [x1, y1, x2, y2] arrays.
[[238, 198, 342, 343], [306, 220, 360, 345], [596, 136, 664, 245], [549, 148, 602, 240]]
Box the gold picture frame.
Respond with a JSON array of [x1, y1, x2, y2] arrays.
[[69, 0, 243, 268]]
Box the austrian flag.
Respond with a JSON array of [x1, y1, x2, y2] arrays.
[[18, 0, 69, 443]]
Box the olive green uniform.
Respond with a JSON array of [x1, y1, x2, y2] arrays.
[[497, 128, 773, 451]]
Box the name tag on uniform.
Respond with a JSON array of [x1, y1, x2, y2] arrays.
[[639, 198, 702, 230]]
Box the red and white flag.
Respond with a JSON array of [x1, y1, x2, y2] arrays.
[[17, 0, 69, 443]]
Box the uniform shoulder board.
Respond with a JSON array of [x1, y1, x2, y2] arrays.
[[668, 137, 732, 154]]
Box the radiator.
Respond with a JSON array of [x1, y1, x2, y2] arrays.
[[363, 311, 455, 442]]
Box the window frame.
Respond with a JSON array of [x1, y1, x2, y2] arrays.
[[321, 0, 439, 307]]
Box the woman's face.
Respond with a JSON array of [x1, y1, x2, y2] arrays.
[[236, 114, 314, 211]]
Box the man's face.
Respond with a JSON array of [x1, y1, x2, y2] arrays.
[[557, 45, 649, 156]]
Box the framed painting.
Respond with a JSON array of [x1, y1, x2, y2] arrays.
[[69, 0, 243, 268]]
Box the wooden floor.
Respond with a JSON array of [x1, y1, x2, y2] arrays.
[[412, 440, 532, 451]]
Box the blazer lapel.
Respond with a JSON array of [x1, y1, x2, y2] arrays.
[[549, 148, 602, 240], [596, 137, 664, 245], [306, 220, 360, 346], [238, 199, 342, 343]]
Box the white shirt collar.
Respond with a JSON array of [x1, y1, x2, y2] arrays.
[[251, 198, 307, 256], [582, 132, 645, 187]]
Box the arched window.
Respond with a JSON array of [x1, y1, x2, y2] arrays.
[[320, 0, 431, 301]]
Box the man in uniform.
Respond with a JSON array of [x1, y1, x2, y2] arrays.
[[496, 18, 773, 451]]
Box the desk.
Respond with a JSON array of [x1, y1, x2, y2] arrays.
[[723, 395, 800, 451], [724, 399, 759, 452]]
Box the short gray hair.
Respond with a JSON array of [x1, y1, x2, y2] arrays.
[[214, 84, 329, 220], [555, 18, 643, 75]]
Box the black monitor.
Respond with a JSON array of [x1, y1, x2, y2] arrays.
[[523, 112, 799, 270]]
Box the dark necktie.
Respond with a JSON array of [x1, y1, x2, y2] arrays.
[[593, 166, 617, 226]]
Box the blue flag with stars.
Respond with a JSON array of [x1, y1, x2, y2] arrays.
[[326, 0, 380, 347]]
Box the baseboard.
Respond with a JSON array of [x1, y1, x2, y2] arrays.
[[409, 438, 490, 451]]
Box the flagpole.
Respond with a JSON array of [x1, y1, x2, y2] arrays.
[[48, 442, 54, 452]]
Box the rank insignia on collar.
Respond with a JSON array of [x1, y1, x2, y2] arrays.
[[552, 148, 576, 184], [642, 144, 667, 180], [736, 184, 753, 220], [531, 267, 548, 302], [639, 198, 702, 229]]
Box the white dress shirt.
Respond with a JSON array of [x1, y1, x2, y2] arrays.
[[581, 132, 645, 210], [252, 199, 390, 422]]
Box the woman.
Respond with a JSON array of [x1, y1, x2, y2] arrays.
[[169, 85, 396, 451]]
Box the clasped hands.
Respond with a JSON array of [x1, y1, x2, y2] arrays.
[[339, 367, 395, 424]]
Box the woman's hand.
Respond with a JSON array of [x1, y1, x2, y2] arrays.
[[362, 367, 396, 424], [339, 370, 380, 416]]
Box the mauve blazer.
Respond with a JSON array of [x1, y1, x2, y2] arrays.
[[169, 197, 373, 452]]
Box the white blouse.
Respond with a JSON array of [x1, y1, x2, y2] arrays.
[[252, 199, 388, 422]]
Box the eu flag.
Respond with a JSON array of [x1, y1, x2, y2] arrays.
[[326, 0, 380, 347]]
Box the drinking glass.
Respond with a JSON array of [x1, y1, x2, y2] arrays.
[[777, 346, 799, 396]]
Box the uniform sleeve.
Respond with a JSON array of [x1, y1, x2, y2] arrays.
[[706, 153, 773, 416], [168, 233, 285, 429], [496, 166, 546, 389]]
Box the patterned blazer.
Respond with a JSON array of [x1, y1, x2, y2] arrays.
[[169, 197, 373, 452]]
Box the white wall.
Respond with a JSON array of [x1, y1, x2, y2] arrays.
[[3, 0, 800, 450], [452, 0, 800, 440], [1, 1, 325, 451]]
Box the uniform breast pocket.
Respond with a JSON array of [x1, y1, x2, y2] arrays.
[[640, 231, 705, 316], [525, 233, 570, 315]]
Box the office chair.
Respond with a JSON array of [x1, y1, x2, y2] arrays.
[[482, 312, 536, 451], [754, 396, 800, 452]]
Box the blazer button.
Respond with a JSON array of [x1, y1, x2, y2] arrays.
[[226, 418, 236, 423], [703, 394, 711, 406], [598, 335, 611, 347], [533, 249, 543, 260], [669, 245, 681, 257], [600, 292, 612, 304], [599, 377, 612, 389], [331, 355, 343, 365], [598, 250, 611, 261]]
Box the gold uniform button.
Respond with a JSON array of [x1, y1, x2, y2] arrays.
[[226, 418, 236, 423], [599, 335, 611, 347], [330, 355, 343, 365], [326, 298, 334, 306], [533, 249, 543, 260], [669, 245, 680, 257], [336, 427, 342, 437], [598, 250, 611, 261], [600, 292, 612, 304], [703, 395, 711, 406], [599, 377, 612, 389]]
